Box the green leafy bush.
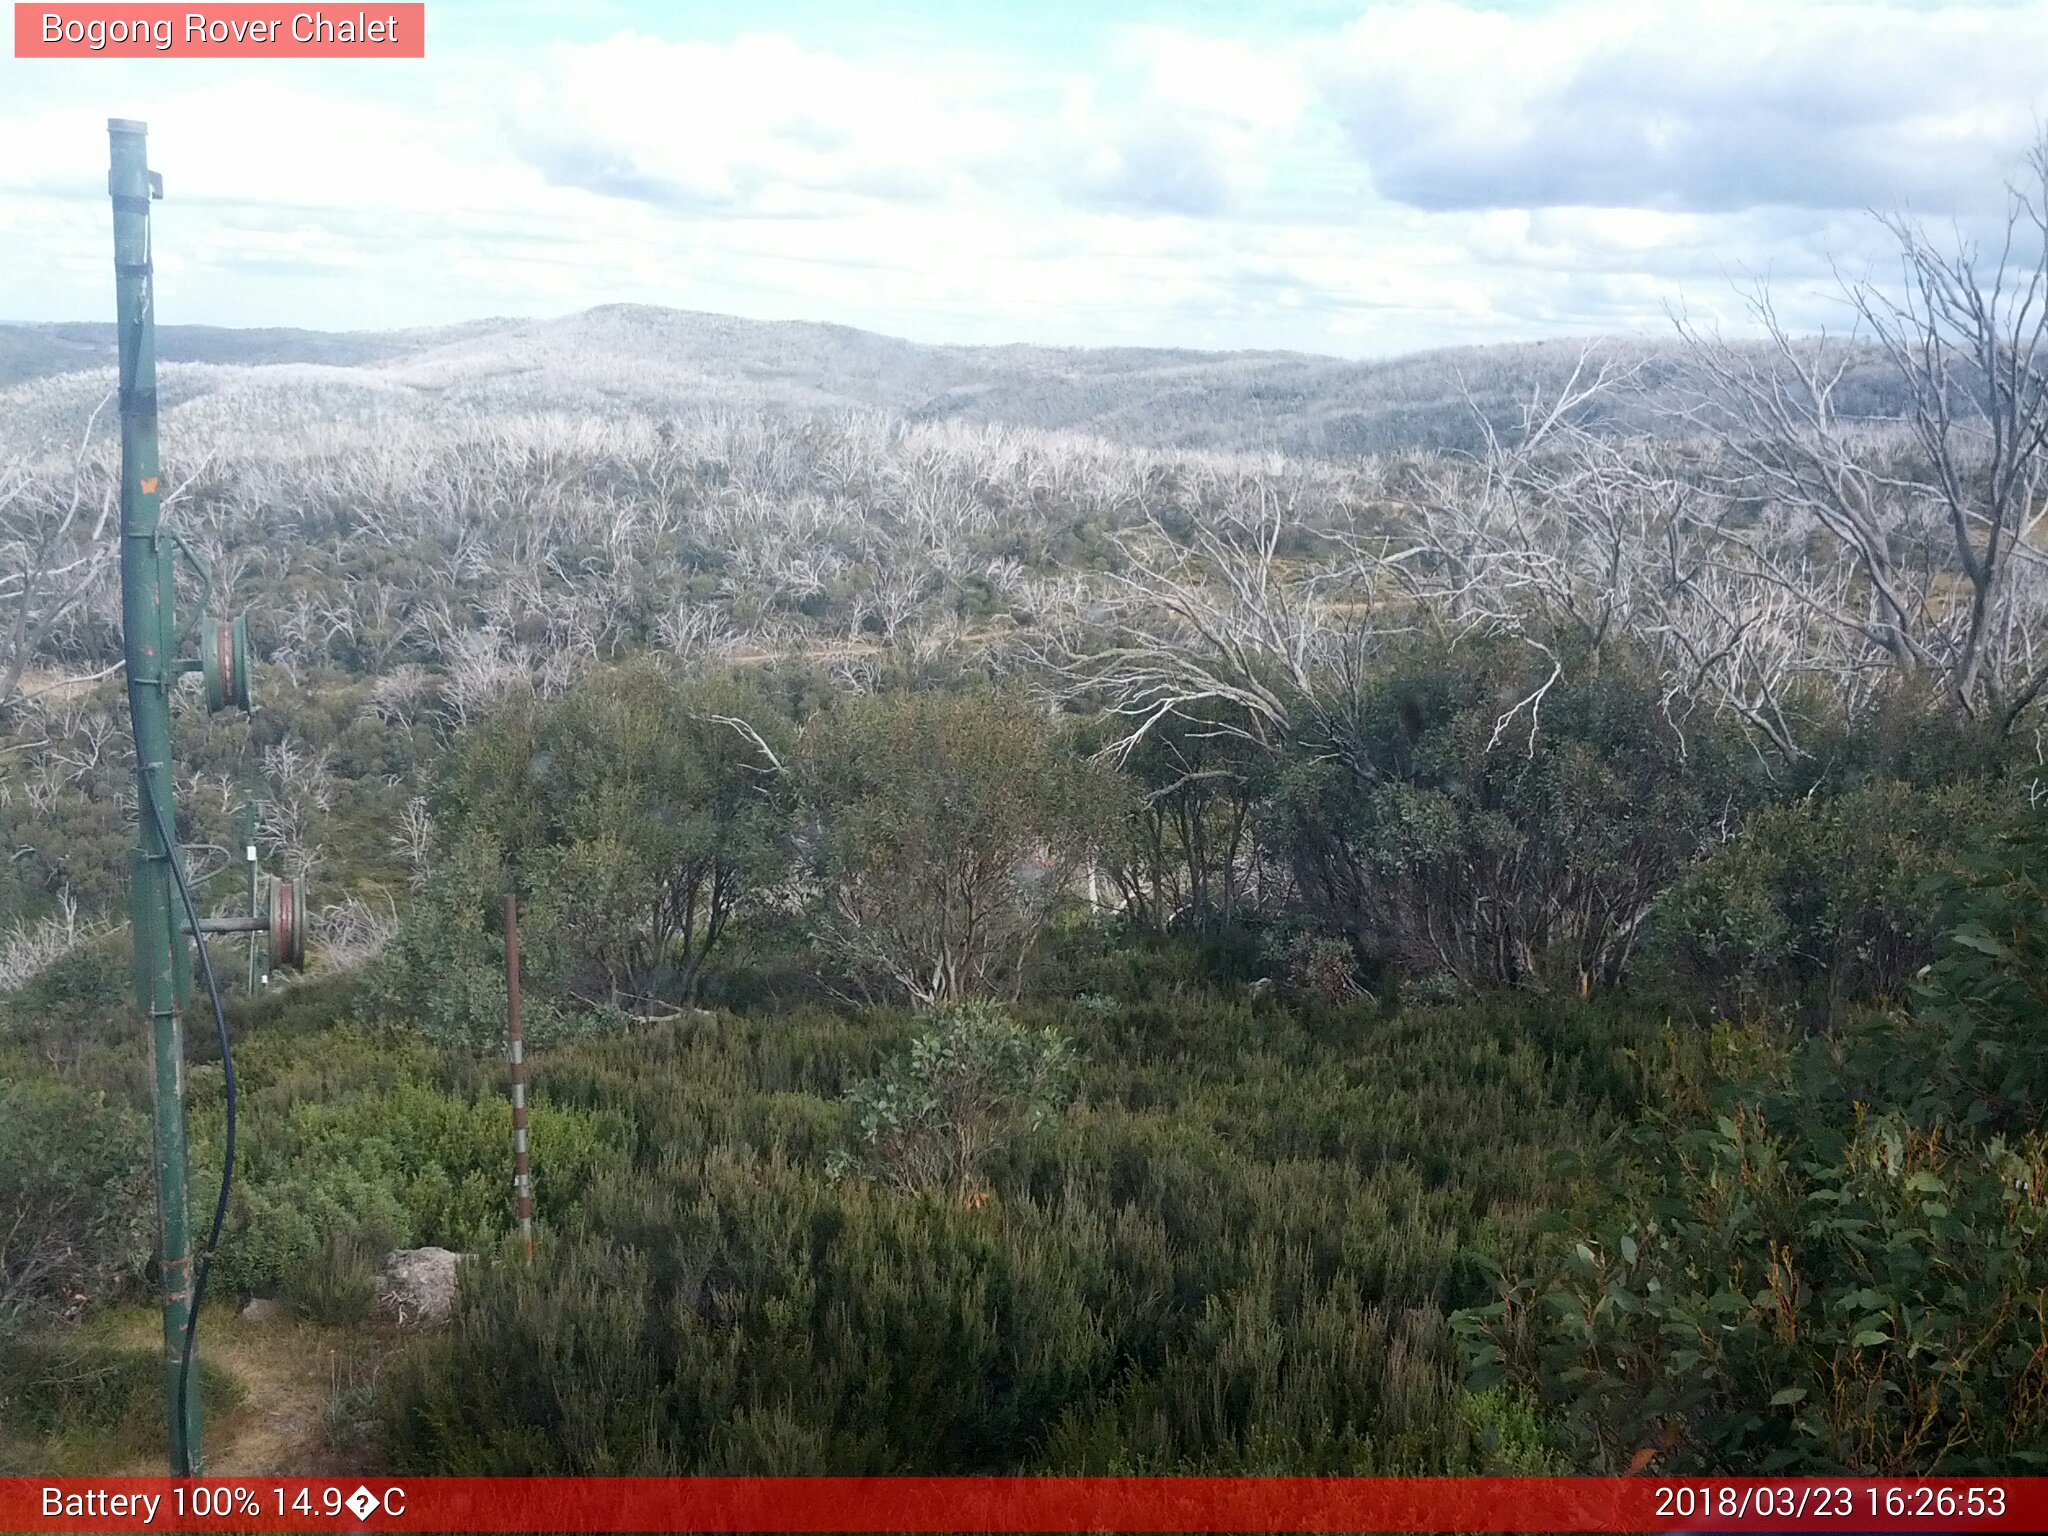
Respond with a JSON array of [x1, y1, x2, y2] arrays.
[[1271, 636, 1754, 994], [826, 1002, 1081, 1199], [362, 830, 523, 1051], [422, 664, 795, 1016], [801, 690, 1119, 1003], [1095, 708, 1272, 935], [1460, 813, 2048, 1473], [2, 929, 129, 1037], [363, 833, 612, 1052], [377, 987, 1640, 1474], [368, 664, 800, 1050], [285, 1225, 396, 1325], [1642, 780, 1996, 1022], [1274, 931, 1370, 1005], [0, 1337, 241, 1472], [186, 1025, 626, 1307]]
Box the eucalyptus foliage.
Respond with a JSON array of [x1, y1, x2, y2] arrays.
[[1461, 813, 2048, 1473], [826, 1002, 1081, 1198], [800, 690, 1118, 1003]]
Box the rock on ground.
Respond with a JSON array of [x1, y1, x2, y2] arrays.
[[374, 1246, 473, 1327]]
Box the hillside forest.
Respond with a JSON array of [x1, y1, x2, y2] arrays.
[[1, 151, 2047, 1478]]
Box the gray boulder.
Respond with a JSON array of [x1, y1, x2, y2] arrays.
[[374, 1246, 472, 1327]]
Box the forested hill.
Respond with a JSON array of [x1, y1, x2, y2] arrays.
[[0, 304, 1909, 458], [0, 318, 498, 388]]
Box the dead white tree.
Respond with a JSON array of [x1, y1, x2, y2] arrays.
[[1055, 487, 1381, 761], [656, 601, 735, 661], [0, 397, 119, 709], [311, 893, 398, 972], [438, 625, 534, 727], [1389, 361, 1839, 758], [1677, 135, 2048, 730], [363, 663, 438, 731], [0, 892, 106, 991], [391, 796, 434, 885]]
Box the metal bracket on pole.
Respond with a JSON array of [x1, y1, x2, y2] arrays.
[[178, 875, 305, 973], [163, 524, 257, 715], [242, 800, 264, 991]]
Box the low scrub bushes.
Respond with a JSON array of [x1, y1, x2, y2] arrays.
[[826, 1002, 1081, 1199], [801, 689, 1119, 1004], [0, 1336, 241, 1473], [432, 666, 796, 1011], [184, 1024, 627, 1309], [361, 833, 582, 1053], [1273, 638, 1756, 994], [377, 987, 1633, 1473], [0, 928, 135, 1064]]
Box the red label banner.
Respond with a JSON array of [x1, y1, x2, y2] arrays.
[[1, 1476, 2043, 1532], [13, 4, 425, 57]]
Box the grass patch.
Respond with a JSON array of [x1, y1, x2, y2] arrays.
[[0, 1327, 243, 1474]]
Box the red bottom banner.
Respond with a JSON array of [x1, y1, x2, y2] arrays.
[[4, 1476, 2042, 1534]]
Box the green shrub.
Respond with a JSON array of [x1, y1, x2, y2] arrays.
[[1033, 926, 1259, 1005], [285, 1224, 398, 1325], [1275, 932, 1370, 1005], [0, 1079, 151, 1339], [377, 992, 1639, 1474], [1461, 812, 2048, 1473], [1095, 708, 1271, 936], [826, 1002, 1081, 1199], [1642, 780, 1997, 1022], [362, 831, 560, 1052], [419, 665, 796, 1016], [215, 1162, 416, 1303], [2, 929, 129, 1036], [801, 690, 1120, 1003], [1271, 636, 1755, 993], [1462, 1384, 1570, 1473], [1914, 810, 2048, 1120], [185, 1024, 627, 1303]]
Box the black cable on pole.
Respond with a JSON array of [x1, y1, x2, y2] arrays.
[[143, 775, 235, 1478]]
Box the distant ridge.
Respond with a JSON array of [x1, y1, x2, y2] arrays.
[[0, 317, 526, 389], [0, 305, 1909, 459]]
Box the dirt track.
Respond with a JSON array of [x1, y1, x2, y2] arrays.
[[102, 1307, 387, 1477]]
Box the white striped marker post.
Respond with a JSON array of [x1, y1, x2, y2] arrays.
[[505, 893, 534, 1261]]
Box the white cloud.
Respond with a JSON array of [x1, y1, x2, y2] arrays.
[[1320, 0, 2048, 214], [1056, 29, 1309, 215], [510, 32, 1019, 212], [515, 26, 1313, 223]]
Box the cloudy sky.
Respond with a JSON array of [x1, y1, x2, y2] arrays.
[[2, 0, 2044, 356]]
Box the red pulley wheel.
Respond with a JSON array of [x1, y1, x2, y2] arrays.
[[266, 874, 306, 970]]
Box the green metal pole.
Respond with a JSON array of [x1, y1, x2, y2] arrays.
[[109, 116, 202, 1477]]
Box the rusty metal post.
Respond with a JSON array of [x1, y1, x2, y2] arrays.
[[505, 894, 533, 1260]]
